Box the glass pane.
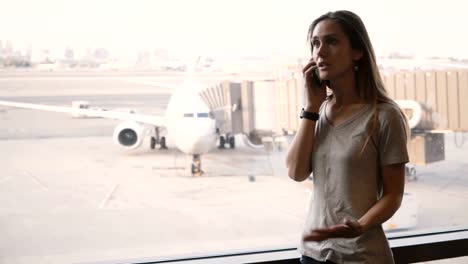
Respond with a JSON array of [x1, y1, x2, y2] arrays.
[[0, 1, 467, 263]]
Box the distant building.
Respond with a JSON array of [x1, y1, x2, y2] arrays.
[[31, 49, 54, 64], [154, 49, 169, 60], [64, 46, 75, 61], [93, 48, 110, 61], [136, 51, 150, 67], [5, 40, 13, 56], [25, 44, 33, 61]]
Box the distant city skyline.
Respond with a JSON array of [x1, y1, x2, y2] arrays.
[[2, 0, 468, 59]]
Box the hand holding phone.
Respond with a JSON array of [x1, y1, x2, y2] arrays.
[[302, 58, 326, 109], [311, 68, 323, 87]]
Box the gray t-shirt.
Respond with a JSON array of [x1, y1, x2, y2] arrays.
[[299, 101, 409, 264]]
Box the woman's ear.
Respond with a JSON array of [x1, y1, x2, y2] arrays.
[[352, 49, 363, 61]]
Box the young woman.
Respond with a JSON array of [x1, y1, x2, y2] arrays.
[[286, 10, 409, 264]]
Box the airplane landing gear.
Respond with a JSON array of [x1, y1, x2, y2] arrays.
[[150, 137, 156, 149], [405, 164, 417, 181], [150, 127, 167, 150], [228, 136, 235, 149], [219, 136, 226, 149], [191, 154, 203, 176], [160, 137, 167, 149], [218, 134, 235, 149]]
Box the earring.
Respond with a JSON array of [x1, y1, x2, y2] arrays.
[[354, 65, 359, 71]]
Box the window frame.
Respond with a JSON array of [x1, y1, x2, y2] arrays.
[[82, 227, 468, 264]]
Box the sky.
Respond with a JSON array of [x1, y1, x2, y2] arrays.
[[1, 0, 467, 59]]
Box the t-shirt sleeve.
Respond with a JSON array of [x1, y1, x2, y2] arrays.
[[378, 113, 410, 166]]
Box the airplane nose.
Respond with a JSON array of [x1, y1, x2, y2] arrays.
[[188, 132, 217, 154], [172, 126, 216, 154]]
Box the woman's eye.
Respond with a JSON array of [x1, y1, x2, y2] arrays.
[[312, 40, 320, 47], [328, 38, 338, 45]]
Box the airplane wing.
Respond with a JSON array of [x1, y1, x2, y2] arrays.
[[0, 100, 167, 127]]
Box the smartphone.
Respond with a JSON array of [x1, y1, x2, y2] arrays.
[[312, 68, 322, 87]]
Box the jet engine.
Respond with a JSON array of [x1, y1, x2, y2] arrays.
[[112, 121, 146, 149]]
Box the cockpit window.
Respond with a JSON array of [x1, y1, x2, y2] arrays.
[[197, 113, 209, 118], [183, 113, 194, 117]]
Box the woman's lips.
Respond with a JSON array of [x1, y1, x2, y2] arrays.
[[318, 62, 330, 69]]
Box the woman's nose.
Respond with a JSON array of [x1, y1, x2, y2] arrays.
[[316, 43, 327, 57]]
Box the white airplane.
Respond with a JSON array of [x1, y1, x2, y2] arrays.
[[0, 78, 240, 176]]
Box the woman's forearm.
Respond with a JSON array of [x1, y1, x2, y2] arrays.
[[358, 193, 403, 232], [286, 116, 318, 182], [359, 163, 405, 232]]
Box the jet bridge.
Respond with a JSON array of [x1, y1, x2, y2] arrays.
[[275, 68, 468, 179], [199, 80, 284, 149]]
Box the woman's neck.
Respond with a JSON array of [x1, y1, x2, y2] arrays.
[[328, 71, 363, 106]]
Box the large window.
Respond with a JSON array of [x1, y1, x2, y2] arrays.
[[1, 1, 467, 263]]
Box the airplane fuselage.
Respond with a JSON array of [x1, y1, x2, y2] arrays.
[[167, 116, 217, 155], [165, 78, 218, 155]]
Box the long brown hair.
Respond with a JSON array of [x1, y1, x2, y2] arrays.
[[307, 10, 408, 153]]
